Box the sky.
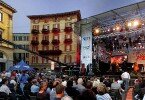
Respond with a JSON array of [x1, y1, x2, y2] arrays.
[[3, 0, 144, 33]]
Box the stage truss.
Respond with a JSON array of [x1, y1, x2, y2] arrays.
[[75, 1, 145, 70]]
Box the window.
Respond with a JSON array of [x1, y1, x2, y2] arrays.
[[65, 55, 71, 63], [54, 35, 59, 40], [65, 34, 71, 39], [0, 52, 3, 58], [43, 35, 49, 40], [26, 53, 29, 58], [33, 25, 39, 30], [53, 46, 59, 50], [0, 31, 2, 40], [0, 12, 2, 22], [18, 36, 22, 41], [33, 19, 39, 24], [53, 24, 60, 28], [65, 22, 72, 27], [65, 45, 72, 51], [43, 25, 49, 29]]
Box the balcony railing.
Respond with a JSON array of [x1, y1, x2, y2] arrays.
[[42, 29, 50, 34], [64, 38, 72, 44], [39, 50, 62, 56], [41, 40, 49, 45], [52, 39, 60, 45], [31, 40, 39, 46], [64, 27, 73, 33], [31, 29, 39, 35], [52, 28, 60, 34]]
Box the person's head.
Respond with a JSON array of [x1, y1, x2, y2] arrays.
[[32, 79, 38, 85], [56, 84, 65, 98], [67, 80, 73, 87], [39, 82, 48, 92], [2, 78, 8, 85], [100, 77, 104, 82], [86, 81, 92, 89], [97, 85, 107, 95], [77, 78, 83, 85], [80, 90, 96, 100]]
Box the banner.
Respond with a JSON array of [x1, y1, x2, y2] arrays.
[[81, 25, 92, 68]]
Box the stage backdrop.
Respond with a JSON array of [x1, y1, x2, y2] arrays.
[[128, 49, 145, 64], [81, 25, 92, 68]]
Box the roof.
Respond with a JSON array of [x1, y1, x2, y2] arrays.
[[74, 0, 145, 35], [0, 0, 17, 13], [27, 10, 81, 20]]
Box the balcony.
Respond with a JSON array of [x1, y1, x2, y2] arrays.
[[64, 38, 72, 44], [31, 29, 39, 35], [52, 28, 60, 34], [41, 40, 49, 45], [42, 29, 50, 34], [31, 40, 39, 46], [39, 50, 62, 56], [52, 39, 60, 45], [64, 27, 73, 33]]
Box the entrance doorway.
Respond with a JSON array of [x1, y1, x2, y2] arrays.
[[0, 62, 5, 72]]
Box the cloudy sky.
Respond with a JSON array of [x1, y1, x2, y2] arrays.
[[4, 0, 144, 33]]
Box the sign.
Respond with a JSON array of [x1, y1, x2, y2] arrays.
[[81, 25, 92, 68]]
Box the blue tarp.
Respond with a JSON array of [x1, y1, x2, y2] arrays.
[[8, 60, 34, 71]]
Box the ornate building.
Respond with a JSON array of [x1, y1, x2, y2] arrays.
[[28, 10, 81, 69], [0, 0, 16, 71], [13, 33, 30, 65]]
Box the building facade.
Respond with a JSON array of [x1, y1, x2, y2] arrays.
[[0, 0, 16, 71], [28, 10, 81, 69], [13, 33, 30, 65]]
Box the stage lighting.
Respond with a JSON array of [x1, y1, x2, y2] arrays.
[[116, 26, 120, 31], [133, 20, 140, 27], [127, 22, 132, 27], [93, 28, 100, 36], [95, 28, 100, 34]]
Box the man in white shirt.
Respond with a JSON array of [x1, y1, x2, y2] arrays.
[[0, 78, 11, 95], [121, 71, 130, 91]]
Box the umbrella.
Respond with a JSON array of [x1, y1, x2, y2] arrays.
[[8, 60, 34, 71]]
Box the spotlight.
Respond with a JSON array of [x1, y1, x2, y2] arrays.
[[133, 20, 140, 27], [93, 28, 100, 36], [116, 26, 120, 31], [127, 22, 132, 27], [95, 28, 100, 34]]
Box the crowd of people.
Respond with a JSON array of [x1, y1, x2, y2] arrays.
[[0, 70, 143, 100]]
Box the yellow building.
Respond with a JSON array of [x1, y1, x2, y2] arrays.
[[28, 10, 81, 70], [0, 0, 16, 71]]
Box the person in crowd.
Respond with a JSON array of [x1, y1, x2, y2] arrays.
[[96, 84, 112, 100], [23, 77, 33, 99], [61, 95, 73, 100], [79, 89, 96, 100], [74, 78, 86, 94], [111, 77, 121, 90], [19, 71, 29, 92], [37, 81, 50, 100], [132, 62, 139, 72], [30, 79, 39, 96], [65, 80, 80, 99], [0, 78, 11, 95], [50, 80, 60, 100], [54, 84, 65, 100], [121, 70, 130, 91]]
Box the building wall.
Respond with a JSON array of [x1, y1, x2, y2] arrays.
[[0, 2, 16, 71], [29, 13, 80, 69], [13, 33, 30, 65]]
